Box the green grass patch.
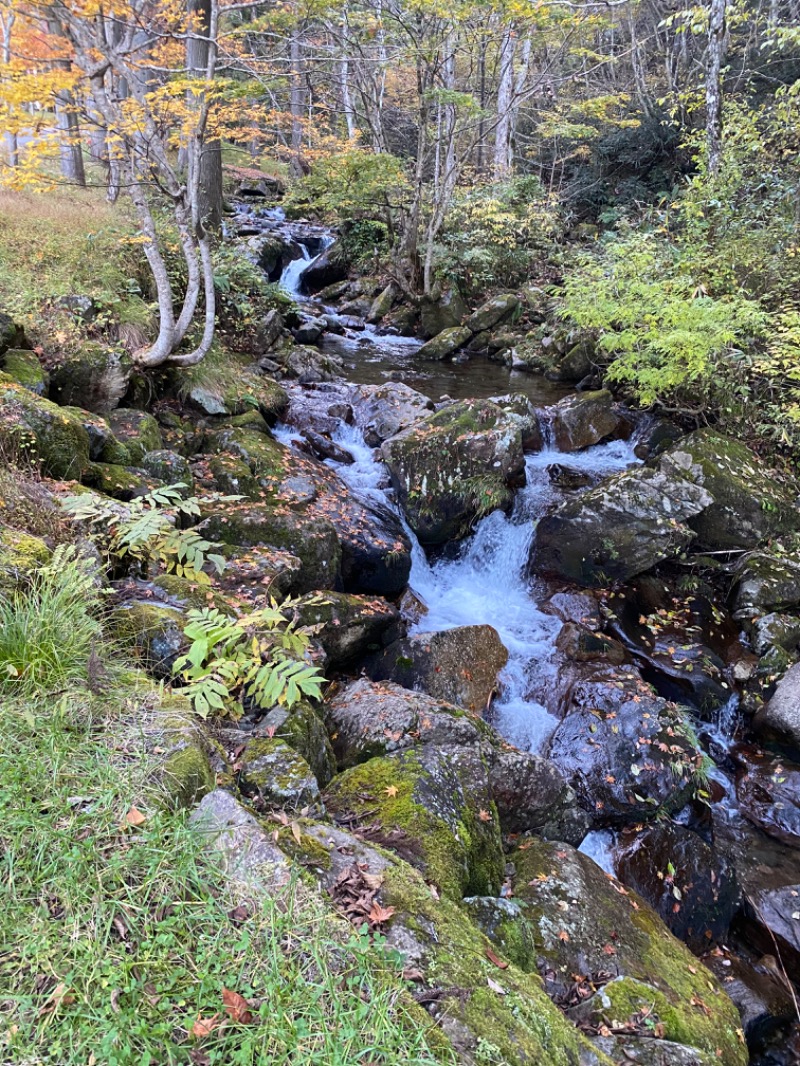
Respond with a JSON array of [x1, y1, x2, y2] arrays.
[[0, 673, 447, 1064]]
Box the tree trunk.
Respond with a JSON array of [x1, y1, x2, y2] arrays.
[[290, 21, 305, 173], [493, 28, 517, 180], [187, 0, 223, 230], [706, 0, 727, 177], [55, 92, 86, 186]]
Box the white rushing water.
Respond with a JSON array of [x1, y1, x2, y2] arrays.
[[280, 245, 313, 296], [325, 420, 640, 753]]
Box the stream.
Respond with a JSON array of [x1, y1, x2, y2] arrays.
[[259, 206, 800, 1062]]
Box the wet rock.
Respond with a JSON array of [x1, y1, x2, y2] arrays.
[[547, 463, 595, 490], [351, 382, 433, 446], [299, 428, 354, 464], [658, 429, 796, 551], [750, 613, 800, 657], [533, 465, 712, 587], [488, 392, 544, 451], [488, 748, 590, 844], [543, 591, 601, 629], [363, 624, 508, 712], [754, 662, 800, 754], [323, 678, 491, 769], [48, 343, 132, 414], [398, 587, 427, 626], [555, 622, 626, 665], [0, 349, 48, 396], [299, 241, 348, 293], [547, 666, 707, 824], [743, 884, 800, 983], [703, 947, 798, 1044], [293, 316, 327, 345], [633, 416, 683, 461], [238, 737, 320, 809], [733, 548, 800, 617], [467, 838, 747, 1066], [324, 742, 503, 900], [464, 293, 520, 334], [293, 591, 401, 667], [546, 390, 626, 452], [417, 325, 472, 362], [737, 748, 800, 848], [615, 821, 740, 952], [382, 397, 525, 545]]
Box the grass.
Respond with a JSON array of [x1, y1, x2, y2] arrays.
[[0, 546, 102, 698], [0, 184, 151, 345], [0, 554, 446, 1064]]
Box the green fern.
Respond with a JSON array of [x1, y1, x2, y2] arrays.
[[173, 601, 326, 718], [61, 484, 236, 583]]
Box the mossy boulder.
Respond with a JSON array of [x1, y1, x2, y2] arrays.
[[468, 839, 746, 1066], [302, 820, 608, 1065], [418, 287, 468, 339], [363, 624, 508, 713], [48, 343, 132, 414], [381, 398, 526, 545], [0, 525, 51, 593], [257, 701, 336, 786], [0, 376, 91, 478], [204, 424, 287, 483], [215, 543, 303, 602], [140, 449, 194, 493], [293, 591, 401, 667], [109, 599, 188, 679], [533, 465, 713, 587], [186, 366, 287, 424], [200, 504, 342, 593], [238, 737, 320, 809], [464, 293, 521, 334], [417, 326, 473, 362], [84, 463, 161, 501], [0, 349, 48, 396], [0, 312, 26, 354], [658, 429, 796, 551], [108, 409, 164, 464], [323, 745, 503, 900], [206, 454, 260, 498], [546, 390, 627, 452], [147, 693, 218, 809]]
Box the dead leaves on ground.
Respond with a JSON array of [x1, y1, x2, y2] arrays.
[[190, 989, 257, 1041], [330, 861, 395, 931]]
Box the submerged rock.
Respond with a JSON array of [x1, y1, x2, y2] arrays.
[[736, 747, 800, 847]]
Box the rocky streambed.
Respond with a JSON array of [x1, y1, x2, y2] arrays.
[[2, 198, 800, 1064]]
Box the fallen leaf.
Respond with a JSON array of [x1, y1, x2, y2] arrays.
[[557, 930, 570, 942], [384, 785, 399, 798], [485, 946, 509, 969], [487, 977, 507, 995], [222, 989, 253, 1024], [368, 902, 396, 926], [291, 821, 302, 844], [124, 806, 146, 828], [191, 1014, 224, 1039]]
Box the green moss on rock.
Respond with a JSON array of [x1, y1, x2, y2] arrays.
[[1, 349, 48, 396], [0, 375, 91, 478], [108, 409, 164, 464], [0, 525, 51, 592]]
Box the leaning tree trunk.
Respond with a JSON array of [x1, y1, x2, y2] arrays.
[[706, 0, 727, 177]]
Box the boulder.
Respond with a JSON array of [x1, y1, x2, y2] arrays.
[[323, 743, 504, 900], [417, 326, 472, 362], [545, 390, 626, 452], [0, 349, 48, 396], [615, 821, 740, 952], [367, 282, 397, 323], [658, 429, 796, 551], [754, 661, 800, 753], [736, 748, 800, 847], [293, 316, 327, 345], [292, 591, 401, 667], [251, 701, 335, 787], [555, 622, 626, 665], [547, 666, 708, 824], [0, 312, 26, 354], [299, 241, 348, 293], [702, 948, 798, 1044], [0, 525, 52, 593], [107, 409, 163, 464], [237, 737, 320, 809], [488, 748, 590, 844], [733, 547, 800, 617], [382, 398, 525, 545], [749, 612, 800, 656], [533, 465, 713, 586], [466, 838, 747, 1066], [418, 287, 468, 339], [186, 366, 287, 423], [48, 343, 132, 414], [323, 678, 491, 770], [0, 376, 91, 479], [147, 691, 218, 810], [464, 293, 520, 334], [83, 462, 161, 501], [299, 428, 354, 465], [140, 449, 194, 492], [488, 392, 544, 451], [351, 382, 433, 446], [109, 599, 188, 679], [363, 624, 508, 712]]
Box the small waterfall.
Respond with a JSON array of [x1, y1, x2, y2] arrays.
[[280, 244, 313, 296], [323, 420, 640, 754]]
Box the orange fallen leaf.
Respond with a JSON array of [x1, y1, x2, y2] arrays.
[[222, 988, 253, 1024], [485, 946, 509, 969], [368, 902, 396, 925], [124, 806, 146, 828], [557, 930, 570, 942], [478, 809, 493, 822], [191, 1013, 224, 1039]]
